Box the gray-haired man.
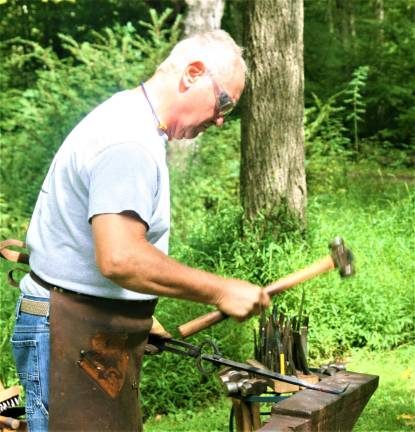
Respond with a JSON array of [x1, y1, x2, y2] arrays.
[[13, 30, 270, 431]]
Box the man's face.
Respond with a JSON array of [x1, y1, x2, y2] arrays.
[[172, 66, 245, 140]]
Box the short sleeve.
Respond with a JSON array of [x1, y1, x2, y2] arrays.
[[87, 142, 158, 226]]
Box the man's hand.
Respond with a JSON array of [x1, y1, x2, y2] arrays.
[[214, 279, 270, 321]]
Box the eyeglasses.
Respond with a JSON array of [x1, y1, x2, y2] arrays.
[[205, 68, 235, 117]]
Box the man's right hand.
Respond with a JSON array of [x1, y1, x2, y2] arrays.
[[214, 279, 270, 321]]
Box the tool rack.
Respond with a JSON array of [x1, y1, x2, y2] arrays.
[[0, 381, 26, 432]]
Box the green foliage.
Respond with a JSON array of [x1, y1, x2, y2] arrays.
[[351, 345, 415, 432], [305, 65, 370, 156], [305, 91, 351, 164], [304, 69, 361, 188], [0, 9, 181, 216], [344, 65, 369, 154], [136, 8, 182, 73], [145, 396, 230, 431], [0, 0, 182, 77], [304, 180, 415, 357], [304, 0, 415, 152], [186, 124, 414, 357]]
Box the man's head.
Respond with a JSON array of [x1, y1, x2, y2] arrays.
[[153, 30, 247, 140]]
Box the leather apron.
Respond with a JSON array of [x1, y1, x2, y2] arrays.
[[49, 288, 156, 432]]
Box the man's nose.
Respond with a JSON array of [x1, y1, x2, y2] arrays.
[[215, 116, 224, 127]]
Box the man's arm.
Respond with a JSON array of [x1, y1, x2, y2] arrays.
[[92, 212, 270, 320]]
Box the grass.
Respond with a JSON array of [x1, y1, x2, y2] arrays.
[[0, 147, 413, 420], [351, 345, 415, 432], [144, 345, 415, 431], [144, 399, 230, 432]]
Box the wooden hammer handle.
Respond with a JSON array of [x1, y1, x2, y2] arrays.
[[178, 254, 335, 339], [264, 255, 335, 296], [0, 415, 20, 430], [177, 310, 227, 339]]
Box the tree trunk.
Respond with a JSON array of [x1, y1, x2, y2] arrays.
[[336, 0, 356, 52], [241, 0, 307, 225], [183, 0, 225, 36], [373, 0, 384, 44], [327, 0, 335, 34]]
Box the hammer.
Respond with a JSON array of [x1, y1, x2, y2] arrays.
[[178, 237, 354, 339]]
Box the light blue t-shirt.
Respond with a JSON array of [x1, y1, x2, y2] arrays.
[[20, 89, 170, 300]]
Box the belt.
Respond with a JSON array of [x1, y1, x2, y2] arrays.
[[30, 270, 57, 291], [18, 271, 54, 317], [30, 270, 87, 297], [20, 297, 49, 317]]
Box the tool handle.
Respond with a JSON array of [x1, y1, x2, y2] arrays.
[[178, 254, 335, 339], [264, 255, 335, 296], [178, 310, 227, 339], [0, 415, 20, 430]]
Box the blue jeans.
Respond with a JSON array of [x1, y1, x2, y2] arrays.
[[11, 294, 50, 432]]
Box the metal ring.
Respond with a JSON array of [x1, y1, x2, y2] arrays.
[[195, 339, 221, 376]]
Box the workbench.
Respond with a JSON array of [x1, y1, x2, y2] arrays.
[[259, 371, 379, 431]]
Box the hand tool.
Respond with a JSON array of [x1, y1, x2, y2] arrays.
[[0, 382, 20, 414], [147, 334, 348, 395], [219, 370, 268, 396], [0, 415, 20, 430], [178, 237, 354, 339]]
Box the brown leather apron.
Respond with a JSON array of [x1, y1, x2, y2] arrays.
[[49, 288, 157, 432]]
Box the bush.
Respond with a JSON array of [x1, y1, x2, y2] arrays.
[[1, 11, 413, 419], [0, 9, 181, 216]]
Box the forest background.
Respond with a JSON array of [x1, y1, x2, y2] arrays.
[[0, 0, 414, 431]]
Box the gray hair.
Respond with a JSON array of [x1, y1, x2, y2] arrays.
[[157, 30, 247, 83]]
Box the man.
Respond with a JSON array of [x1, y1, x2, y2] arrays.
[[12, 30, 270, 431]]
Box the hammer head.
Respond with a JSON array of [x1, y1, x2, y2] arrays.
[[329, 237, 355, 277]]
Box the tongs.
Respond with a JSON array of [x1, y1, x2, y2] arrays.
[[147, 334, 348, 395]]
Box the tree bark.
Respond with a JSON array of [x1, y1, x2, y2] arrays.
[[183, 0, 225, 36], [241, 0, 307, 224], [373, 0, 384, 44], [336, 0, 356, 52], [327, 0, 335, 34]]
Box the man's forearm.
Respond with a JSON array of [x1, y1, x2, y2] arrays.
[[92, 213, 269, 319], [102, 240, 225, 305]]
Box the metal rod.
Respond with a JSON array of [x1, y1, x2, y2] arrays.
[[201, 354, 348, 395]]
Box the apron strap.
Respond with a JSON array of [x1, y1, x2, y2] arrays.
[[0, 239, 30, 265], [0, 239, 30, 288]]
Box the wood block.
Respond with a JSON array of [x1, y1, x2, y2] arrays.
[[274, 374, 320, 394], [0, 386, 20, 404], [273, 379, 299, 394], [245, 360, 320, 394], [298, 373, 320, 389]]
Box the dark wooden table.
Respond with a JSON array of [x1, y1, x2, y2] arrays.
[[259, 371, 379, 431]]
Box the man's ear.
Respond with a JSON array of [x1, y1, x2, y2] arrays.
[[182, 61, 205, 88]]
